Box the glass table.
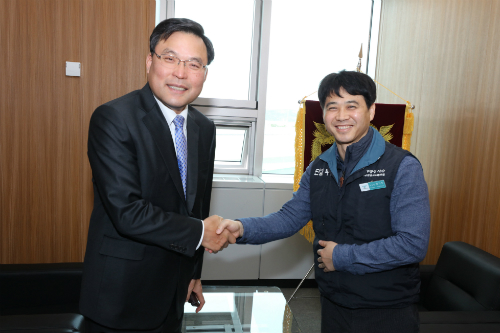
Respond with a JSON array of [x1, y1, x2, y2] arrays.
[[182, 286, 302, 333]]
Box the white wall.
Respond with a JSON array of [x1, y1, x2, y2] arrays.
[[201, 175, 315, 280]]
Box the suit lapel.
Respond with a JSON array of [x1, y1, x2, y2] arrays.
[[186, 107, 199, 213], [140, 85, 186, 204]]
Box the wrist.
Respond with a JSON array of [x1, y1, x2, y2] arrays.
[[237, 221, 244, 237]]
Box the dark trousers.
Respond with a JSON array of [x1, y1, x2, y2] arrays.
[[85, 301, 182, 333], [321, 296, 419, 333]]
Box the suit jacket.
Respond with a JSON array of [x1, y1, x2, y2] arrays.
[[79, 83, 216, 329]]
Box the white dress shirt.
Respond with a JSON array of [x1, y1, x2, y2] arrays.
[[153, 96, 204, 251]]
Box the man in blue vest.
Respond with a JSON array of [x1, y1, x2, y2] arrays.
[[217, 70, 430, 332]]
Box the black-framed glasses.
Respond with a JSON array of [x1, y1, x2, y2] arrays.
[[152, 52, 207, 73]]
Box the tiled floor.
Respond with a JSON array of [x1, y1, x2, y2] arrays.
[[281, 287, 322, 333]]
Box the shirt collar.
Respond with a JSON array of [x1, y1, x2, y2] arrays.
[[336, 127, 374, 165], [153, 95, 189, 125], [320, 127, 386, 183]]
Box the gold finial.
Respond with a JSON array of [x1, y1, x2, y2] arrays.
[[356, 44, 363, 72]]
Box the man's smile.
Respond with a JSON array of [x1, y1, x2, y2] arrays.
[[336, 125, 353, 131], [167, 84, 187, 91]]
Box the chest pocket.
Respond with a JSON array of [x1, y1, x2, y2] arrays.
[[342, 178, 393, 243]]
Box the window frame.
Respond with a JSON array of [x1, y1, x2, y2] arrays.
[[210, 116, 256, 174], [160, 0, 271, 175]]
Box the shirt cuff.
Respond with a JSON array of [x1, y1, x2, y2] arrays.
[[236, 219, 249, 244], [332, 243, 350, 272], [196, 219, 204, 250]]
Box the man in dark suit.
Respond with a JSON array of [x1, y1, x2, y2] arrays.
[[80, 18, 234, 333]]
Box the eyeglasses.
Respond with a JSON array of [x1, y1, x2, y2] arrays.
[[152, 52, 207, 73]]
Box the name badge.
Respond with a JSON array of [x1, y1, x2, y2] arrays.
[[359, 180, 386, 192]]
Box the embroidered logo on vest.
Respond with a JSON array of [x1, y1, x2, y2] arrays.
[[314, 168, 330, 176], [364, 169, 386, 177]]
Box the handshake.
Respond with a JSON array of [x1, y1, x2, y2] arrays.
[[200, 215, 243, 253]]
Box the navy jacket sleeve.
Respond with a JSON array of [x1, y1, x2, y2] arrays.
[[88, 105, 203, 257]]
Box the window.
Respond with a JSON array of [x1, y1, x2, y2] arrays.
[[163, 0, 270, 174], [156, 0, 380, 176], [215, 129, 246, 163], [175, 0, 256, 102], [168, 0, 262, 108], [211, 117, 256, 174], [262, 0, 380, 174]]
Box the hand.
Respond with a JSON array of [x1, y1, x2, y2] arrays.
[[216, 219, 243, 239], [186, 279, 205, 313], [317, 240, 337, 272], [201, 215, 236, 253]]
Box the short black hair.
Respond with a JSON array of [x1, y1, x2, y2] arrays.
[[318, 70, 376, 109], [149, 18, 214, 65]]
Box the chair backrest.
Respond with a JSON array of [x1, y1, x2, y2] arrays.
[[0, 263, 83, 315], [423, 241, 500, 311]]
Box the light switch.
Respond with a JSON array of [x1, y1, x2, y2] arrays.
[[66, 61, 81, 77]]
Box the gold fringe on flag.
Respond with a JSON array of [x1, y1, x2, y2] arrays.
[[293, 99, 316, 243], [294, 99, 315, 244], [294, 99, 306, 193], [402, 102, 414, 151], [299, 220, 315, 244]]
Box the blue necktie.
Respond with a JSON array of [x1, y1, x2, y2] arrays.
[[173, 115, 187, 197]]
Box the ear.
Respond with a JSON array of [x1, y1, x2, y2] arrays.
[[369, 103, 376, 121], [203, 67, 208, 82], [146, 53, 152, 74]]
